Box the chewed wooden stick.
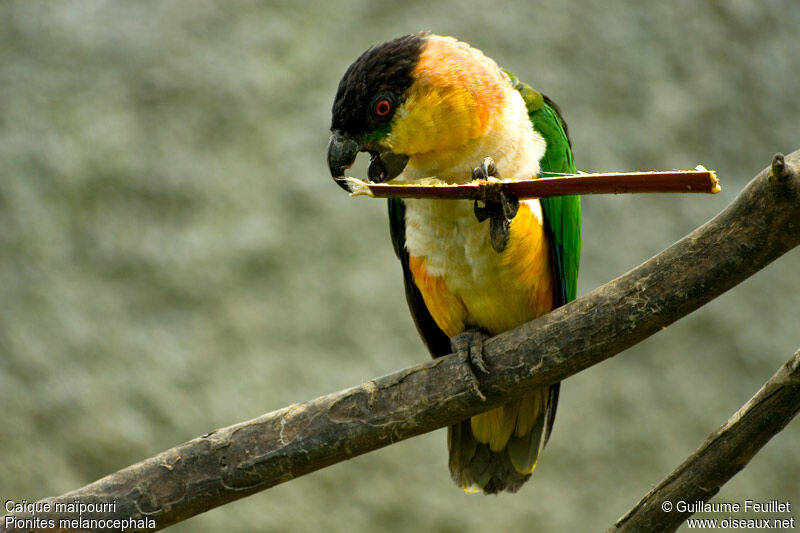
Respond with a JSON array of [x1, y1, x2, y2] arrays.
[[336, 168, 720, 200]]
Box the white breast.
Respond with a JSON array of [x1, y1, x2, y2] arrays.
[[399, 89, 549, 331], [401, 89, 545, 281]]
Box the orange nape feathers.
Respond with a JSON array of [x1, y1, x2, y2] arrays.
[[385, 35, 509, 159]]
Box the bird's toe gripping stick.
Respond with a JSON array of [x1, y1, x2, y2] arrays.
[[472, 157, 520, 253]]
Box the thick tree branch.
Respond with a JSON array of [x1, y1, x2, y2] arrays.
[[608, 348, 800, 533], [4, 151, 799, 532]]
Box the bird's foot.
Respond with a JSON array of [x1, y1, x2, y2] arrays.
[[472, 157, 519, 253], [451, 328, 491, 402]]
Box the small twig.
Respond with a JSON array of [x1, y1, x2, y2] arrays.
[[337, 169, 720, 200]]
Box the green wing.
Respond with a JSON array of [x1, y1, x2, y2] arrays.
[[507, 72, 581, 305]]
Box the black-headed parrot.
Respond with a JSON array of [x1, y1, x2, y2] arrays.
[[327, 32, 581, 494]]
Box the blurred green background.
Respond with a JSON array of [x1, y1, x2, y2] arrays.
[[1, 1, 798, 531]]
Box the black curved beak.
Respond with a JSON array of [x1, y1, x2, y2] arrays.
[[327, 130, 360, 191], [327, 130, 409, 193]]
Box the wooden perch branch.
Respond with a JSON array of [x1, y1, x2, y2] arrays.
[[608, 348, 800, 533], [339, 169, 720, 200], [6, 151, 799, 532]]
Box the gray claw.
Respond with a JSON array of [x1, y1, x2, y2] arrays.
[[500, 190, 519, 219], [471, 158, 518, 253], [451, 329, 491, 402], [481, 157, 497, 180], [489, 216, 511, 253]]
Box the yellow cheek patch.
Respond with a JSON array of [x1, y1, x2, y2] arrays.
[[386, 35, 508, 157], [387, 87, 481, 155], [408, 255, 466, 338]]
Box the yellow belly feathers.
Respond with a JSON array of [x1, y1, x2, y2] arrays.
[[406, 199, 554, 338]]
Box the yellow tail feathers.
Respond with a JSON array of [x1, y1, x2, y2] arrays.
[[449, 386, 552, 493]]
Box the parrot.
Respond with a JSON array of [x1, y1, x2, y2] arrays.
[[327, 32, 581, 494]]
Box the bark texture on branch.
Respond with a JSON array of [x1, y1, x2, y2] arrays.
[[5, 151, 799, 532], [608, 349, 800, 533]]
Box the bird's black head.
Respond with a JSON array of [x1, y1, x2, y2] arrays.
[[328, 32, 427, 188]]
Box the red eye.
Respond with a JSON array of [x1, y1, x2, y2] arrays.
[[374, 99, 392, 117]]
